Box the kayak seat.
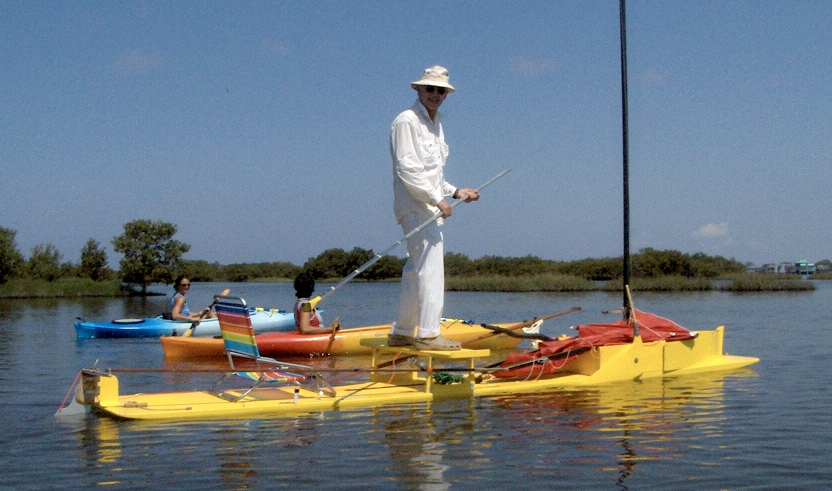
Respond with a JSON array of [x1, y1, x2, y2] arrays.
[[211, 294, 335, 401]]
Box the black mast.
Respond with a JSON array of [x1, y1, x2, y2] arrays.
[[619, 0, 631, 316]]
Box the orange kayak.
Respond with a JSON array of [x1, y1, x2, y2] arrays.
[[161, 319, 525, 358]]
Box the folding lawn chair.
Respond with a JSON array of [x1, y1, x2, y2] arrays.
[[210, 295, 335, 401]]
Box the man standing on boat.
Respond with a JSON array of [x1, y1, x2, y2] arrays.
[[388, 65, 480, 351]]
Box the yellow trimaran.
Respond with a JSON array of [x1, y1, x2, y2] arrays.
[[61, 3, 760, 422], [67, 322, 757, 421]]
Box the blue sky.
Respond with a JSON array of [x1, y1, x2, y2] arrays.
[[2, 1, 829, 269]]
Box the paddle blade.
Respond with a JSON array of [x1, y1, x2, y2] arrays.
[[302, 296, 322, 312], [182, 322, 198, 337], [522, 319, 544, 335]]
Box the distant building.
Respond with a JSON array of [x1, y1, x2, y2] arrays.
[[752, 260, 823, 275], [795, 259, 816, 277]]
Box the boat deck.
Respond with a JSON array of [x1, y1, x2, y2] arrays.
[[363, 338, 490, 393]]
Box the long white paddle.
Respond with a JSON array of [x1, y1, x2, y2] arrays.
[[302, 168, 511, 312]]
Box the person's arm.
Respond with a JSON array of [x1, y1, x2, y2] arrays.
[[436, 187, 481, 217], [436, 199, 453, 218], [452, 187, 480, 203], [297, 309, 336, 335], [171, 295, 200, 322]]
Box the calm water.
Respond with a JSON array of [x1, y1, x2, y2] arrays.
[[2, 281, 831, 490]]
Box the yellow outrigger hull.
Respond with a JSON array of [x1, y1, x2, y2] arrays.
[[75, 326, 758, 421]]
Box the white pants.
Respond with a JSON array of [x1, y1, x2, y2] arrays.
[[391, 213, 444, 339]]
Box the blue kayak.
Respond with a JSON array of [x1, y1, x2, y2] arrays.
[[74, 308, 297, 339]]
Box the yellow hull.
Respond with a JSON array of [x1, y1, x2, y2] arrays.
[[76, 326, 758, 421]]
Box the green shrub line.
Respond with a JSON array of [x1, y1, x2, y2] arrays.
[[446, 274, 597, 292], [448, 274, 814, 293], [0, 278, 128, 299], [719, 274, 816, 292], [2, 219, 827, 297], [600, 275, 715, 292], [0, 273, 815, 299]]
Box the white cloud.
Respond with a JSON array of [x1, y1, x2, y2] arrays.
[[692, 222, 729, 239]]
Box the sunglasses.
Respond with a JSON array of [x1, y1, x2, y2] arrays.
[[424, 86, 447, 95]]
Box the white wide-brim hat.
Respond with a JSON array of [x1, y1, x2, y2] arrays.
[[411, 65, 455, 92]]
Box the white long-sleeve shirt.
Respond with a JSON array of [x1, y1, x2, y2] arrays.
[[391, 100, 457, 224]]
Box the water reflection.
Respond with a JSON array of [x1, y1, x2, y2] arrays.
[[211, 424, 260, 488], [14, 283, 831, 488], [76, 297, 111, 323], [0, 299, 24, 367], [123, 295, 169, 319], [65, 417, 125, 487], [69, 415, 329, 489], [60, 367, 758, 490], [376, 404, 473, 491], [0, 298, 25, 322], [486, 369, 758, 489]]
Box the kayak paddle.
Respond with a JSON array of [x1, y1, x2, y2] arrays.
[[459, 306, 581, 347], [182, 288, 230, 337]]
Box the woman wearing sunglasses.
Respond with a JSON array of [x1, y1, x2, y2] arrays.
[[169, 274, 214, 322], [388, 66, 480, 351]]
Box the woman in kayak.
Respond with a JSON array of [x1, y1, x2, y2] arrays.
[[170, 274, 214, 322], [293, 272, 339, 334]]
